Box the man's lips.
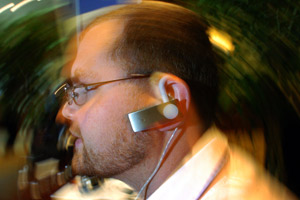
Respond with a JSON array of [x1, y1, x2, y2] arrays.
[[75, 138, 83, 148], [69, 130, 82, 148]]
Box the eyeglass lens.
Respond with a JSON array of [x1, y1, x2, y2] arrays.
[[72, 87, 88, 105], [63, 85, 88, 105]]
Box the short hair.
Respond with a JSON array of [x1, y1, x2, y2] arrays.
[[88, 1, 219, 128]]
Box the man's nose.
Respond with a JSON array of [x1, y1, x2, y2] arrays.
[[56, 103, 76, 124]]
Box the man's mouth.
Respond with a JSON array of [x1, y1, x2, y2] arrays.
[[68, 129, 82, 149]]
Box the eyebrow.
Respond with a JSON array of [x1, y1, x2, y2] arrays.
[[66, 76, 85, 87], [71, 68, 98, 85]]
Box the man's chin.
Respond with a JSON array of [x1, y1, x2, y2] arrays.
[[71, 162, 90, 177], [71, 156, 81, 175], [72, 154, 88, 175]]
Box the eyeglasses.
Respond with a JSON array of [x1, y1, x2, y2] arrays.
[[54, 74, 150, 106]]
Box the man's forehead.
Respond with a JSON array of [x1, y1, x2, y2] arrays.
[[65, 19, 125, 83], [78, 19, 124, 53]]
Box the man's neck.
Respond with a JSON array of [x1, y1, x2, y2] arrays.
[[145, 124, 203, 197], [114, 114, 205, 198]]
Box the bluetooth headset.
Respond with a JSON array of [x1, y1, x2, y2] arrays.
[[127, 73, 189, 199], [128, 74, 184, 132]]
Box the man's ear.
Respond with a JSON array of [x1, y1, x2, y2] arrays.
[[128, 72, 191, 132], [155, 72, 190, 114], [154, 72, 191, 131], [128, 73, 191, 132]]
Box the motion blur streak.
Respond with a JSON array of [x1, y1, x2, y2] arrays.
[[0, 3, 15, 14], [10, 0, 35, 12]]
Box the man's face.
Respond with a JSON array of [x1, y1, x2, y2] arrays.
[[61, 20, 158, 177]]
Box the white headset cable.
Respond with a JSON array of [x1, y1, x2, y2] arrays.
[[135, 127, 180, 200]]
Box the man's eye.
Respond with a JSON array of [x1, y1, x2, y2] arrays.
[[73, 87, 84, 97], [73, 92, 79, 99], [86, 86, 94, 91]]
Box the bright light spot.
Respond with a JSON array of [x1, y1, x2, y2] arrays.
[[208, 28, 235, 53], [0, 3, 15, 14], [10, 0, 34, 12]]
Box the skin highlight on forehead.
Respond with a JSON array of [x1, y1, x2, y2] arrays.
[[70, 19, 126, 84]]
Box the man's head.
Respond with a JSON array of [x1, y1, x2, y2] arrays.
[[85, 1, 219, 128], [60, 1, 218, 181]]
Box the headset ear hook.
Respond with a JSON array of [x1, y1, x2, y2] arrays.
[[158, 76, 169, 103]]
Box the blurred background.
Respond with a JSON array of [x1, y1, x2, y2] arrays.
[[0, 0, 299, 199]]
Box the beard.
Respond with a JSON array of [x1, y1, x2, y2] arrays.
[[71, 130, 151, 178]]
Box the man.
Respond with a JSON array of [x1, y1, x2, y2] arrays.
[[56, 1, 296, 199]]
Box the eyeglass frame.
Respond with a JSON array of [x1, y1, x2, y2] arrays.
[[54, 74, 150, 106]]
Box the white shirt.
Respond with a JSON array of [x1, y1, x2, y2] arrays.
[[148, 127, 296, 200]]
